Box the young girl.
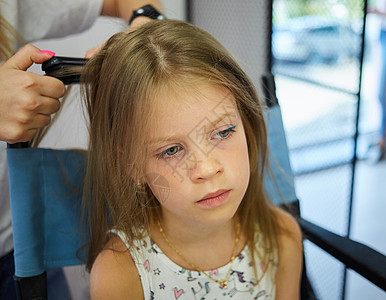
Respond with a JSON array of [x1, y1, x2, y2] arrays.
[[82, 20, 302, 299]]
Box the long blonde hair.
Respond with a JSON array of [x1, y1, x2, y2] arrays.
[[82, 20, 281, 277], [0, 5, 22, 60]]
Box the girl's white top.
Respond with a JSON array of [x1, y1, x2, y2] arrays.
[[112, 229, 277, 300]]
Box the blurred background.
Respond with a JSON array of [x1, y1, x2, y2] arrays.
[[271, 1, 385, 299]]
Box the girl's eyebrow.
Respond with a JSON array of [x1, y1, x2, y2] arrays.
[[211, 112, 238, 127], [149, 112, 238, 146], [149, 134, 186, 146]]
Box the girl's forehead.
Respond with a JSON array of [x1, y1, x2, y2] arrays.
[[154, 83, 237, 119], [146, 83, 239, 141], [154, 82, 236, 111]]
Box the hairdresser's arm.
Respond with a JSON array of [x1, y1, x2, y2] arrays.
[[0, 45, 65, 143], [85, 0, 163, 58], [102, 0, 163, 28], [90, 236, 144, 299], [274, 208, 303, 300]]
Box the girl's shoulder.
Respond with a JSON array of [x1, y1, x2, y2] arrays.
[[272, 206, 303, 299], [89, 235, 144, 300], [272, 206, 302, 241]]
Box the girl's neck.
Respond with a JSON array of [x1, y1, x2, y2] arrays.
[[157, 215, 235, 246], [149, 215, 246, 271]]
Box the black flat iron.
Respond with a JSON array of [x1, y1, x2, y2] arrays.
[[42, 56, 88, 84]]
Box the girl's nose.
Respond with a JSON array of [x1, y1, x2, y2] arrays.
[[188, 151, 224, 182]]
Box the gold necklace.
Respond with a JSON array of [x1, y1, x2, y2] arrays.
[[157, 219, 240, 289]]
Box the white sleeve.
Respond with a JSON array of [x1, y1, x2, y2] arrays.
[[16, 0, 104, 42]]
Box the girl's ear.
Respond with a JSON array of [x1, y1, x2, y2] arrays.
[[136, 179, 147, 191]]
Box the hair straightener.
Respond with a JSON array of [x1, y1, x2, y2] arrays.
[[42, 56, 88, 84], [8, 57, 89, 149]]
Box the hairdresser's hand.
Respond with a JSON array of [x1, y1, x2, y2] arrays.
[[85, 16, 153, 58], [0, 45, 65, 143]]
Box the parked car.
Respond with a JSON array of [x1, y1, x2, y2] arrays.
[[272, 16, 361, 64]]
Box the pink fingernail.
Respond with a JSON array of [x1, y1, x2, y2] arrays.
[[41, 50, 56, 56]]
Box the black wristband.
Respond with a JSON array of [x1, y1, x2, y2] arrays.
[[129, 4, 166, 25]]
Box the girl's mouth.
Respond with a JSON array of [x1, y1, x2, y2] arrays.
[[196, 190, 231, 208]]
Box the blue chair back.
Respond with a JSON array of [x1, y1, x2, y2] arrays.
[[7, 149, 88, 278]]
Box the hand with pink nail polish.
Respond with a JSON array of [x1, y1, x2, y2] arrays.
[[0, 44, 65, 143]]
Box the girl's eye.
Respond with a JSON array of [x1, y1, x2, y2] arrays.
[[158, 146, 182, 158], [213, 125, 237, 140]]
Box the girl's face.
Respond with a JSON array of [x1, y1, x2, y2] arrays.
[[145, 83, 250, 228]]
